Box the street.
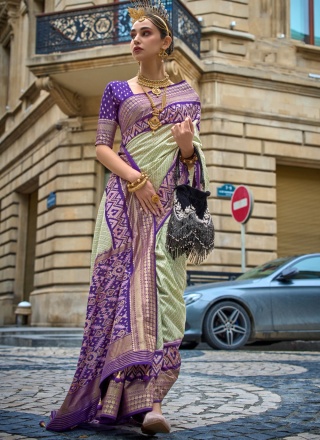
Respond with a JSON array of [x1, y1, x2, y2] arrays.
[[1, 345, 320, 440]]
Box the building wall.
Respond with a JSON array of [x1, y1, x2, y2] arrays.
[[186, 0, 320, 270], [0, 0, 319, 325]]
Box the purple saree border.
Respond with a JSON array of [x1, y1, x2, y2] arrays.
[[46, 340, 182, 431], [118, 79, 188, 115], [122, 406, 153, 419], [105, 175, 133, 249], [194, 160, 201, 189], [47, 397, 100, 432], [121, 101, 201, 146], [103, 339, 183, 384], [152, 215, 158, 342], [121, 146, 140, 171], [100, 350, 155, 385], [156, 158, 189, 233]]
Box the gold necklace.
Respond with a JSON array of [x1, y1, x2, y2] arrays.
[[138, 71, 171, 96], [140, 85, 167, 134]]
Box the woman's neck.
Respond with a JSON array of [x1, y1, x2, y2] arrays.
[[139, 62, 167, 80]]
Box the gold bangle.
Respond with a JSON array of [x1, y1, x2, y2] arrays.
[[127, 177, 148, 192], [180, 152, 197, 162], [180, 152, 198, 168], [181, 157, 197, 164], [185, 162, 197, 170], [127, 172, 148, 189], [180, 151, 196, 161]]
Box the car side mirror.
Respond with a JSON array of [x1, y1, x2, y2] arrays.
[[276, 267, 299, 281]]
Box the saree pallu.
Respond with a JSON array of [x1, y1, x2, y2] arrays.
[[46, 124, 207, 431]]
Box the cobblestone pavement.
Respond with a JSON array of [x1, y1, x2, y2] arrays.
[[1, 346, 320, 440]]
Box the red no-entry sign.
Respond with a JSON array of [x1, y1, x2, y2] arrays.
[[231, 185, 254, 224]]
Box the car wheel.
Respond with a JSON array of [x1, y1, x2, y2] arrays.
[[203, 301, 251, 350]]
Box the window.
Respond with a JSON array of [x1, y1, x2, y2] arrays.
[[290, 0, 320, 46], [237, 256, 295, 280], [290, 256, 320, 279], [0, 40, 11, 115]]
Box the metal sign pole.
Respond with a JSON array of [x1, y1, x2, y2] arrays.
[[231, 185, 254, 273], [241, 223, 246, 272]]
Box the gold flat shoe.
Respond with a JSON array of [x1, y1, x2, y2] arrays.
[[141, 411, 171, 435]]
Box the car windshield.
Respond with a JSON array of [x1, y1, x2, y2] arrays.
[[237, 256, 296, 280]]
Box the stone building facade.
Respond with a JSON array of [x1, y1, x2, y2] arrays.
[[0, 0, 319, 326]]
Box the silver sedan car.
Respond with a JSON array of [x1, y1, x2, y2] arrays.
[[183, 253, 320, 350]]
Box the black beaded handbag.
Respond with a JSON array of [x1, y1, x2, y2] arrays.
[[166, 147, 215, 265]]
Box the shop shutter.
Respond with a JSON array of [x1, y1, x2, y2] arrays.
[[277, 165, 320, 257]]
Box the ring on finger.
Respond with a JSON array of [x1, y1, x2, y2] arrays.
[[151, 194, 160, 204]]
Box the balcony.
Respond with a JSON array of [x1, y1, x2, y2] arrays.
[[35, 0, 201, 57], [28, 0, 202, 116]]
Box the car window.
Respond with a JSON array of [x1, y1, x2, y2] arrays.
[[238, 256, 294, 280], [289, 256, 320, 279]]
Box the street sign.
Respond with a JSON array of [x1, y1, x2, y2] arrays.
[[231, 185, 254, 224], [47, 192, 56, 210], [217, 183, 235, 198]]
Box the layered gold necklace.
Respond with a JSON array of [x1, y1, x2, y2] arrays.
[[137, 72, 170, 134], [140, 84, 167, 133], [137, 71, 171, 96]]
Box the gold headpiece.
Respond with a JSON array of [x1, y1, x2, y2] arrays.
[[128, 0, 170, 35]]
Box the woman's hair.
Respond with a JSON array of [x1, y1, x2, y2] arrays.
[[145, 13, 174, 55]]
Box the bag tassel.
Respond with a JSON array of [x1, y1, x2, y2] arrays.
[[166, 187, 215, 265]]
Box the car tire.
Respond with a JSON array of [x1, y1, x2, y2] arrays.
[[203, 301, 251, 350], [180, 341, 199, 350]]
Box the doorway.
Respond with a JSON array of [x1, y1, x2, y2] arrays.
[[23, 190, 38, 301], [15, 183, 39, 304]]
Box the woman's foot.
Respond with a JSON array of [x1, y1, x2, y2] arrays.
[[131, 412, 146, 425], [141, 411, 171, 435]]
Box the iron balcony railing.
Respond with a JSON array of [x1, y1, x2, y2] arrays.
[[36, 0, 201, 57]]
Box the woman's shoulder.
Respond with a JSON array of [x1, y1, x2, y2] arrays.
[[104, 81, 130, 93], [102, 81, 132, 102], [170, 80, 200, 101]]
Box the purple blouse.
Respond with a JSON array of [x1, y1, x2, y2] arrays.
[[95, 80, 201, 148]]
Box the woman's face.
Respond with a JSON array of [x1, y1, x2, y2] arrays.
[[130, 18, 168, 61]]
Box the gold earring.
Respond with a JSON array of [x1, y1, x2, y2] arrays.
[[159, 48, 168, 59]]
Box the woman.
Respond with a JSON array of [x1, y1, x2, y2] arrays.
[[46, 0, 210, 435]]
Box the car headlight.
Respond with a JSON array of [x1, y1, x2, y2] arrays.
[[184, 293, 202, 306]]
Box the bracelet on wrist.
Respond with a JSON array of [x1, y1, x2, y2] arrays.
[[180, 151, 195, 160], [180, 151, 198, 169], [127, 172, 149, 193]]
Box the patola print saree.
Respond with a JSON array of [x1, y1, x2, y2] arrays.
[[46, 80, 209, 431]]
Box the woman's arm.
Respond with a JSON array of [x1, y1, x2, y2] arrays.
[[96, 145, 163, 216], [96, 145, 140, 183]]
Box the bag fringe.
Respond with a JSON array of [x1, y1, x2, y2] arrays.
[[165, 150, 215, 265], [166, 200, 215, 265]]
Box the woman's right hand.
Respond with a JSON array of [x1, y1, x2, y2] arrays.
[[134, 180, 164, 216], [95, 146, 163, 216]]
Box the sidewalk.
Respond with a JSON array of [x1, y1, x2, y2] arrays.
[[1, 343, 320, 440], [0, 327, 83, 347]]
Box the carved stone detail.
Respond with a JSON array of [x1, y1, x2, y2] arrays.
[[270, 0, 289, 38], [0, 0, 20, 34], [166, 60, 184, 84], [166, 52, 201, 94], [251, 0, 289, 39], [55, 117, 83, 132], [36, 77, 83, 116]]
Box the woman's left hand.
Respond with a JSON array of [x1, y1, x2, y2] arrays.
[[171, 116, 195, 158]]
